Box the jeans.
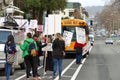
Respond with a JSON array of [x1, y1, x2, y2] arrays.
[[76, 53, 82, 64], [5, 62, 12, 80], [53, 58, 62, 78]]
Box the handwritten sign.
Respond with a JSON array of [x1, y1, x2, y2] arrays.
[[42, 43, 53, 51], [63, 30, 73, 46], [76, 27, 86, 44]]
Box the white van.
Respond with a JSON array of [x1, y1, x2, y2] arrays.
[[0, 28, 25, 74]]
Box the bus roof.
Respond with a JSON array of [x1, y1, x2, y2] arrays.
[[61, 19, 87, 27]]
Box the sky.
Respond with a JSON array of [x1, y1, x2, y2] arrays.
[[68, 0, 106, 7]]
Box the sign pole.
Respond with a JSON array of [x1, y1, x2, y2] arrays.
[[43, 18, 48, 76]]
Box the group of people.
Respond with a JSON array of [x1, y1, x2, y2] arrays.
[[4, 31, 84, 80], [4, 32, 65, 80]]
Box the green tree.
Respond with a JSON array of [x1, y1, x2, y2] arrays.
[[14, 0, 67, 24], [14, 0, 41, 22], [24, 0, 41, 20]]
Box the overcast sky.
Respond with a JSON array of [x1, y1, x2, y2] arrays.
[[68, 0, 106, 7]]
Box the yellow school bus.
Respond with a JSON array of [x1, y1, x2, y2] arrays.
[[61, 19, 90, 54]]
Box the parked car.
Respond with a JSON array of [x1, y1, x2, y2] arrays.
[[105, 38, 113, 44]]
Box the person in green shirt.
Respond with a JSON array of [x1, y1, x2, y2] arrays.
[[19, 32, 39, 80]]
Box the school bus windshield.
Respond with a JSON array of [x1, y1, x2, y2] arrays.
[[62, 26, 86, 41]]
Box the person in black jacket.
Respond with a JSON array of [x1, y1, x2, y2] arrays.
[[33, 34, 47, 76], [52, 33, 65, 79]]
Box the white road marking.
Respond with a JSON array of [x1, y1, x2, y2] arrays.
[[15, 66, 43, 80], [71, 58, 86, 80], [54, 59, 76, 80], [15, 46, 92, 80], [62, 75, 72, 78], [54, 46, 92, 80], [69, 67, 77, 70]]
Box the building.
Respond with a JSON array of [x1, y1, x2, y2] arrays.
[[61, 2, 81, 18], [59, 2, 89, 20], [0, 0, 13, 16]]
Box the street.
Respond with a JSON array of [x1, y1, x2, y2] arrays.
[[1, 39, 120, 80], [76, 39, 120, 80]]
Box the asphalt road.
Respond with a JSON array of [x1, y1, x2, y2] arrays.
[[76, 40, 120, 80], [1, 39, 120, 80]]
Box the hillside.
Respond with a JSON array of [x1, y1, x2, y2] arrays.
[[85, 6, 104, 16]]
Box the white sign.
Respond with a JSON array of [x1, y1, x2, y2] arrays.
[[14, 31, 25, 42], [63, 30, 73, 46], [15, 19, 28, 28], [0, 17, 5, 26], [76, 27, 86, 44], [42, 43, 53, 51], [0, 17, 5, 23], [44, 14, 61, 35], [29, 20, 38, 29], [44, 17, 49, 35]]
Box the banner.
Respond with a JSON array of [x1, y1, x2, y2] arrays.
[[63, 30, 73, 46], [76, 27, 86, 44]]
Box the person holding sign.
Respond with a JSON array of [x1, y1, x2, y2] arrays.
[[52, 33, 65, 79], [44, 36, 53, 74], [74, 41, 86, 64]]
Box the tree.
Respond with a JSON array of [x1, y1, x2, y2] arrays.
[[40, 0, 67, 16], [14, 0, 67, 24], [97, 0, 120, 33], [39, 0, 67, 24]]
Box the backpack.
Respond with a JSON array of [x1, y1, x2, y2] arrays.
[[27, 41, 37, 56]]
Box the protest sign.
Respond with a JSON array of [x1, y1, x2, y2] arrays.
[[63, 30, 73, 46], [42, 43, 53, 51], [14, 31, 25, 42], [76, 27, 86, 44], [44, 14, 61, 35], [37, 25, 43, 31]]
